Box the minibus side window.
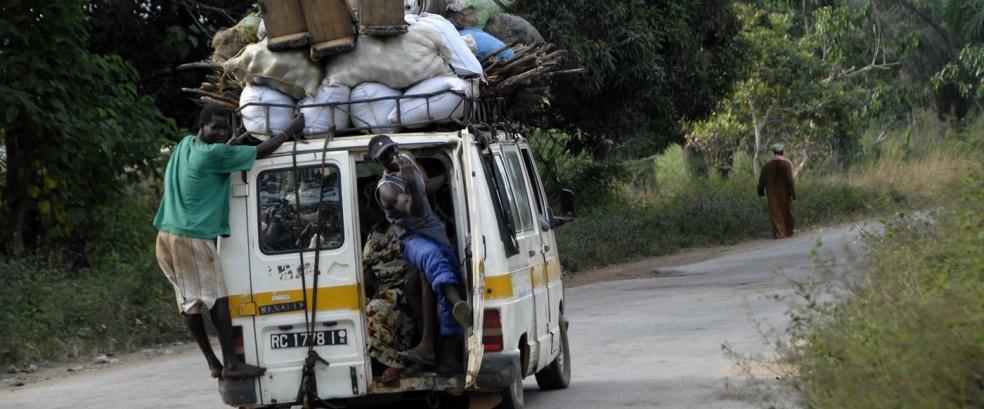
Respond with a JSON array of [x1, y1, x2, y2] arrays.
[[482, 151, 519, 256], [257, 165, 344, 254], [502, 152, 534, 232], [520, 148, 547, 217]]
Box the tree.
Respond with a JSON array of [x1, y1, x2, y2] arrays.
[[81, 0, 254, 132], [513, 0, 747, 159], [688, 1, 911, 176], [0, 0, 175, 264]]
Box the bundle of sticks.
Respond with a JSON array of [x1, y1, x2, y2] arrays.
[[478, 42, 585, 101], [177, 61, 243, 110], [178, 42, 585, 108]]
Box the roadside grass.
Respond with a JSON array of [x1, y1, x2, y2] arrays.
[[556, 115, 980, 273], [756, 171, 984, 408], [0, 251, 187, 370], [722, 117, 984, 408], [556, 155, 889, 273]]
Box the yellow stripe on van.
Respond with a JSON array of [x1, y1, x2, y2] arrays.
[[484, 274, 513, 299], [530, 264, 547, 287], [546, 257, 562, 282], [228, 284, 360, 318]]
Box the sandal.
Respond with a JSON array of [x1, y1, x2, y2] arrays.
[[397, 346, 436, 366], [380, 367, 401, 383], [402, 361, 436, 375]]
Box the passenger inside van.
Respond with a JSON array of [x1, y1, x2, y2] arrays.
[[367, 135, 471, 375], [360, 186, 420, 383]]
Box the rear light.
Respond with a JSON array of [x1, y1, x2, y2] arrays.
[[482, 309, 503, 352], [233, 325, 246, 363]]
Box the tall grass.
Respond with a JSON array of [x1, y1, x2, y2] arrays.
[[773, 171, 984, 408], [720, 115, 984, 408], [0, 251, 186, 368], [555, 114, 982, 273]]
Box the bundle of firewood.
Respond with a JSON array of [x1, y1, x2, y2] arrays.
[[178, 61, 243, 110], [478, 42, 584, 102]]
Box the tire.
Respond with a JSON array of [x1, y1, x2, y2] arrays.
[[534, 318, 571, 390], [497, 362, 524, 409]]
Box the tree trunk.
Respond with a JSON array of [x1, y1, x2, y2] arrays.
[[749, 100, 775, 177], [2, 137, 30, 257]]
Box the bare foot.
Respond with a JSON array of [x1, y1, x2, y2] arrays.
[[209, 364, 224, 379], [452, 301, 472, 328], [221, 362, 266, 379]]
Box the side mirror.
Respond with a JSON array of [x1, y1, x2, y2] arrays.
[[560, 189, 576, 219]]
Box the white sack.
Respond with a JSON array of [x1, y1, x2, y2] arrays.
[[405, 13, 484, 79], [461, 34, 478, 55], [349, 82, 402, 134], [224, 38, 324, 100], [299, 79, 352, 136], [389, 75, 471, 128], [239, 85, 295, 139], [324, 24, 451, 89]]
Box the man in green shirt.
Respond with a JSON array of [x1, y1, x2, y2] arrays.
[[154, 104, 303, 378]]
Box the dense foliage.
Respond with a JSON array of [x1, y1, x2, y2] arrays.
[[775, 170, 984, 408], [81, 0, 254, 132], [515, 0, 748, 158], [0, 0, 175, 264]]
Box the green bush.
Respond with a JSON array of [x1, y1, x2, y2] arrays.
[[556, 171, 882, 272], [0, 251, 185, 368], [779, 172, 984, 408]]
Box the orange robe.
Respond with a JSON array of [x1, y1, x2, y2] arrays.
[[757, 159, 796, 238]]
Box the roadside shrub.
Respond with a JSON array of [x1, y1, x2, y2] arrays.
[[0, 250, 185, 368], [778, 172, 984, 408], [555, 169, 881, 273]]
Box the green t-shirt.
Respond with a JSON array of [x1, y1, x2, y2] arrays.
[[153, 135, 258, 239]]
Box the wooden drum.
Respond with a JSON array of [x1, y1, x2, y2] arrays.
[[258, 0, 311, 50], [358, 0, 408, 36], [301, 0, 357, 59]]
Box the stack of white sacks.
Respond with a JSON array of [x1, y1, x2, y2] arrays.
[[228, 13, 486, 140]]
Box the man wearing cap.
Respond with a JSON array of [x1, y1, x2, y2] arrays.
[[367, 134, 471, 374], [757, 143, 797, 238]]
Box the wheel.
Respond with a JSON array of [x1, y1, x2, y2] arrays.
[[534, 317, 571, 390], [496, 362, 524, 409]]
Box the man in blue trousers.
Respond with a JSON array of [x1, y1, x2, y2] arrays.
[[368, 135, 471, 374]]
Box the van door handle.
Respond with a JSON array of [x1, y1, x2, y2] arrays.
[[529, 250, 536, 257], [544, 245, 550, 252]]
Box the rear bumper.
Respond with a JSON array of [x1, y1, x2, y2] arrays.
[[476, 350, 520, 389]]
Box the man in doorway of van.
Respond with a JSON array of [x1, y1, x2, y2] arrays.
[[368, 135, 472, 374], [757, 143, 797, 239], [154, 103, 304, 379]]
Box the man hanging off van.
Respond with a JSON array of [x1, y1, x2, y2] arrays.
[[368, 135, 472, 373], [154, 104, 304, 379]]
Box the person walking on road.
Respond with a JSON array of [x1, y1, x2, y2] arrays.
[[757, 143, 797, 239], [154, 104, 303, 379]]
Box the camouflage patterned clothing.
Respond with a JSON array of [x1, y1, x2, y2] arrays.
[[363, 224, 417, 368]]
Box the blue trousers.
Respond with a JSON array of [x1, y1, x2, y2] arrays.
[[400, 234, 465, 336]]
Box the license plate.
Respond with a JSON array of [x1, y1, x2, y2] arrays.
[[270, 330, 347, 349]]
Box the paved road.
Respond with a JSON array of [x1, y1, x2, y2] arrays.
[[0, 223, 874, 409], [524, 222, 873, 409]]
